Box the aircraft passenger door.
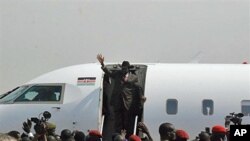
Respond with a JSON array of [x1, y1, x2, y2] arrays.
[[64, 83, 100, 132]]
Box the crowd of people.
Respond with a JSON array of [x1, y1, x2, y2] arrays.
[[0, 119, 235, 141]]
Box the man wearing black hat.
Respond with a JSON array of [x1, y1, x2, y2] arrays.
[[97, 54, 145, 137]]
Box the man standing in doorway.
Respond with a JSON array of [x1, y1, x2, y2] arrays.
[[97, 54, 145, 137]]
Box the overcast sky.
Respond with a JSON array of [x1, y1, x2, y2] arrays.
[[0, 0, 249, 93]]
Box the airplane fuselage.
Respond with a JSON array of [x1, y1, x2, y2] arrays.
[[0, 63, 249, 140]]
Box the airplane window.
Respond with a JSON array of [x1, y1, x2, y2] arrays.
[[0, 87, 19, 99], [0, 86, 29, 103], [15, 85, 62, 102], [23, 91, 39, 100], [202, 99, 214, 115], [166, 99, 178, 115], [241, 100, 250, 116]]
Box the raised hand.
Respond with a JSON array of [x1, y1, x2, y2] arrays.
[[138, 122, 149, 134], [138, 122, 153, 141], [97, 54, 105, 66], [22, 119, 32, 133]]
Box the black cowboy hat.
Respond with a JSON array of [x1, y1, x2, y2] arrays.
[[119, 61, 134, 69]]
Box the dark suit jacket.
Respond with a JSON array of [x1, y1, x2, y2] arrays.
[[102, 66, 143, 111]]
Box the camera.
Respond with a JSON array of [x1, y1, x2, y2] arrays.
[[31, 111, 51, 135], [225, 112, 244, 127]]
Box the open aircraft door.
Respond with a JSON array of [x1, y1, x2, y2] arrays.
[[67, 83, 101, 132]]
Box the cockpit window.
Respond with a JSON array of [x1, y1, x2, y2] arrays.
[[0, 84, 64, 104], [0, 86, 29, 103], [15, 85, 62, 102], [0, 87, 19, 99]]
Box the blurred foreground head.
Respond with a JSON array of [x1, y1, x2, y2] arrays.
[[159, 122, 176, 141]]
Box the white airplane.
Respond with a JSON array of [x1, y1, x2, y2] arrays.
[[0, 63, 249, 140]]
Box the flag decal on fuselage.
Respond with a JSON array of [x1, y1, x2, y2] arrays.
[[77, 77, 96, 86]]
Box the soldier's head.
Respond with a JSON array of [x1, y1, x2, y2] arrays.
[[7, 131, 21, 140], [113, 135, 124, 141], [60, 129, 72, 141], [86, 130, 102, 141], [74, 131, 85, 141], [199, 131, 210, 141], [210, 125, 226, 141], [128, 135, 141, 141], [175, 129, 189, 141]]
